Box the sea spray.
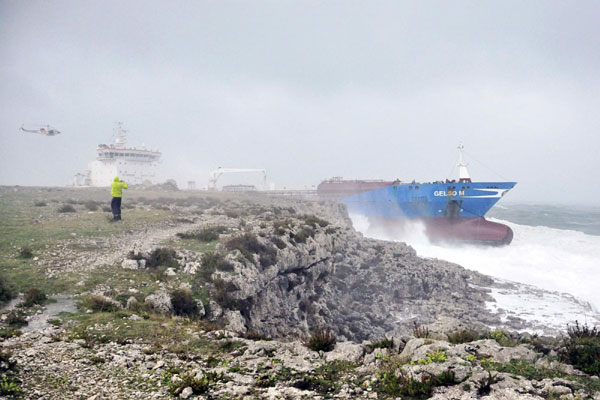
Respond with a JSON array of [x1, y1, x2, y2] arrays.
[[350, 212, 600, 332]]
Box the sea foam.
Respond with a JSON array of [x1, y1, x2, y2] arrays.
[[350, 214, 600, 332]]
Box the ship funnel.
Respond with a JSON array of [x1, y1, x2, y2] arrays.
[[457, 143, 472, 183]]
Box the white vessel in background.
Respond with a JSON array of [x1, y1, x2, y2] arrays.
[[72, 123, 161, 186]]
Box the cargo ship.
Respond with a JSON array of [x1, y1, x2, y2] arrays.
[[318, 145, 516, 245]]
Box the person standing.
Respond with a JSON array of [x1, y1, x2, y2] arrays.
[[110, 176, 128, 221]]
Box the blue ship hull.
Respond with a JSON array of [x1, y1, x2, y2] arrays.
[[319, 179, 517, 245], [342, 181, 516, 219]]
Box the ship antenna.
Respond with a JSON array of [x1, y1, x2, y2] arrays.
[[457, 143, 472, 183], [114, 122, 127, 147]]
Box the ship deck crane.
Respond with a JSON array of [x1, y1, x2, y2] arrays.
[[208, 168, 267, 191]]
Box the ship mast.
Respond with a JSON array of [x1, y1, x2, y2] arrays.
[[457, 143, 472, 183], [114, 122, 127, 147]]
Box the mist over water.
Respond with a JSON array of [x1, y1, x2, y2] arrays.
[[350, 205, 600, 330]]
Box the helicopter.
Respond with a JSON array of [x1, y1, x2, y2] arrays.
[[20, 124, 61, 136]]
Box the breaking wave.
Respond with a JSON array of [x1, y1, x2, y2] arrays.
[[350, 213, 600, 330]]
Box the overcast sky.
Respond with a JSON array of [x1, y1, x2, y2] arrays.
[[1, 1, 599, 203]]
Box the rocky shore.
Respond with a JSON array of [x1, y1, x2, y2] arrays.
[[0, 186, 598, 399]]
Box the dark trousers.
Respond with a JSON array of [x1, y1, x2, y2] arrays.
[[111, 197, 122, 220]]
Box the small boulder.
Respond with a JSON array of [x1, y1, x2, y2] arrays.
[[180, 386, 193, 399], [122, 259, 139, 270], [145, 291, 173, 314], [325, 341, 365, 363], [126, 296, 138, 310]]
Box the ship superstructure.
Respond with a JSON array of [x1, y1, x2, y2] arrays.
[[73, 123, 161, 186]]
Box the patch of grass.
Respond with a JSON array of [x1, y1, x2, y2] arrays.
[[34, 201, 47, 207], [303, 327, 336, 352], [78, 295, 119, 312], [64, 311, 216, 351], [58, 204, 76, 213], [293, 361, 356, 395], [561, 321, 600, 376], [487, 359, 561, 381], [170, 288, 199, 318], [378, 369, 458, 398], [21, 287, 47, 307]]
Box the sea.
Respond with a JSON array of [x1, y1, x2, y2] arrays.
[[350, 203, 600, 334]]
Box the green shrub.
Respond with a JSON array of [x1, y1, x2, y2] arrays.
[[0, 328, 22, 339], [476, 371, 502, 396], [177, 226, 227, 242], [368, 337, 394, 350], [198, 252, 233, 283], [78, 295, 119, 312], [18, 247, 33, 259], [292, 361, 355, 394], [242, 331, 272, 341], [411, 350, 447, 365], [447, 329, 479, 344], [58, 204, 76, 213], [377, 369, 457, 397], [170, 288, 198, 317], [212, 279, 239, 310], [6, 310, 27, 327], [270, 236, 286, 250], [273, 219, 292, 236], [291, 227, 314, 244], [83, 201, 99, 211], [413, 321, 430, 338], [168, 372, 223, 396], [146, 248, 179, 269], [301, 215, 330, 228], [560, 321, 600, 375], [0, 276, 14, 303], [127, 251, 145, 261], [225, 233, 277, 268], [0, 376, 20, 396], [34, 201, 47, 207], [304, 327, 336, 352], [21, 288, 47, 307]]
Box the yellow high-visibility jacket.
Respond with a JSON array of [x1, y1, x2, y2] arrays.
[[111, 177, 128, 197]]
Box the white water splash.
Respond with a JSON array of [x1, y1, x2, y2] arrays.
[[350, 214, 600, 332]]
